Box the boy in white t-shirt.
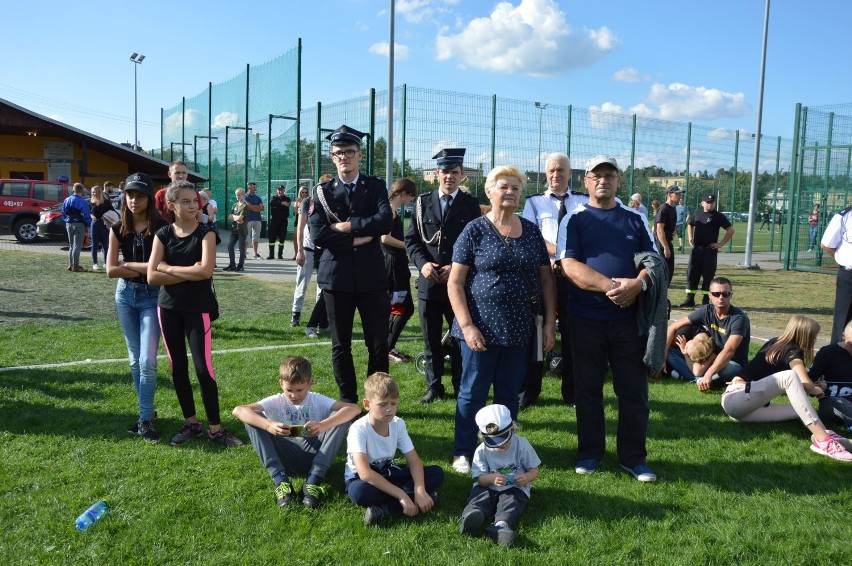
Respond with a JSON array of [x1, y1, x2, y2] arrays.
[[344, 372, 445, 525], [459, 404, 541, 547], [233, 356, 360, 508]]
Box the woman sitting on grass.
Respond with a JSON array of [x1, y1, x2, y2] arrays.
[[808, 318, 852, 433], [720, 315, 852, 462]]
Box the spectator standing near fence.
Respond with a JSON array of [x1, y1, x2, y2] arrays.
[[654, 186, 681, 286], [267, 185, 291, 260], [807, 203, 820, 252], [62, 182, 91, 272], [245, 182, 264, 259], [677, 194, 734, 308]]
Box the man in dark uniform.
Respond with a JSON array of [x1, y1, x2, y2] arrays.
[[654, 185, 682, 285], [267, 184, 291, 259], [405, 148, 481, 403], [308, 125, 393, 403], [821, 205, 852, 343], [677, 194, 735, 308]]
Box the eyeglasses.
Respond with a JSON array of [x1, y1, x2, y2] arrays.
[[331, 149, 358, 159], [585, 173, 619, 183], [709, 291, 732, 298]]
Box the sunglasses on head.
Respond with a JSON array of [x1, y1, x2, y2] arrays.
[[710, 291, 732, 298]]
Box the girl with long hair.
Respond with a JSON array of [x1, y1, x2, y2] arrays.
[[106, 173, 167, 441], [148, 181, 241, 447], [90, 184, 113, 270], [382, 178, 417, 362], [721, 315, 852, 461]]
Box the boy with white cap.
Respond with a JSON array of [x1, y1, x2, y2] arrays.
[[459, 404, 540, 547]]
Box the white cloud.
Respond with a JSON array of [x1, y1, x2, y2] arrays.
[[369, 42, 410, 60], [708, 127, 733, 140], [436, 0, 619, 77], [646, 82, 749, 121], [397, 0, 458, 24], [212, 111, 239, 129], [613, 67, 640, 83], [629, 103, 655, 117], [163, 108, 206, 138]]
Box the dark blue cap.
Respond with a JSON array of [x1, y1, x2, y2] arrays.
[[326, 124, 366, 146], [433, 148, 465, 169]]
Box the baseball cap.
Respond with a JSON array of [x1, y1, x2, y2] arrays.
[[667, 186, 683, 194], [702, 194, 716, 202], [124, 172, 154, 197], [475, 404, 514, 448], [585, 155, 619, 172]]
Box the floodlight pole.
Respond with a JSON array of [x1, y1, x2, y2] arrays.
[[130, 53, 145, 149], [386, 0, 396, 188], [742, 0, 770, 269]]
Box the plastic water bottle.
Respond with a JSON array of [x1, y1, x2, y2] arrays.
[[75, 500, 108, 531]]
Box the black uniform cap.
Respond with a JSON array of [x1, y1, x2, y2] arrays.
[[326, 125, 366, 146], [432, 148, 465, 169]]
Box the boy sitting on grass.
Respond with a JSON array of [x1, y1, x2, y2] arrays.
[[344, 372, 445, 525], [232, 356, 360, 508], [459, 404, 540, 547]]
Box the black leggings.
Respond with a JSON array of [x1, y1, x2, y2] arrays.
[[158, 307, 220, 425], [388, 290, 414, 351]]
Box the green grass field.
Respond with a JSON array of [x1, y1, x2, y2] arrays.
[[1, 250, 849, 565]]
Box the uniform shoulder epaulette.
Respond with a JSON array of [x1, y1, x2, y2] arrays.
[[527, 192, 547, 198]]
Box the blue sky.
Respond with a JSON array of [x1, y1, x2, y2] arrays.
[[2, 0, 849, 153]]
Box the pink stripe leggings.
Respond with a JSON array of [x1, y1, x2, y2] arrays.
[[158, 307, 220, 425]]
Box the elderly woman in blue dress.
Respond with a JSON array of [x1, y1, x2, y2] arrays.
[[447, 166, 556, 474]]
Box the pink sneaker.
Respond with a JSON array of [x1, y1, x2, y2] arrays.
[[810, 435, 852, 461]]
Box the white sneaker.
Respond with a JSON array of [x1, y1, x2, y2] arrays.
[[452, 455, 471, 474], [92, 264, 100, 271]]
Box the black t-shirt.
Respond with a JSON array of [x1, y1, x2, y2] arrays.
[[91, 199, 114, 221], [111, 217, 169, 284], [655, 202, 677, 241], [155, 223, 216, 313], [381, 214, 407, 258], [809, 343, 852, 398], [687, 304, 751, 365], [689, 209, 731, 247], [270, 194, 292, 221], [741, 337, 802, 382]]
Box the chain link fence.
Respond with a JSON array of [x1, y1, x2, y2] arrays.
[[159, 44, 840, 257]]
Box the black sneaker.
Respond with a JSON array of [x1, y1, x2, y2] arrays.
[[485, 524, 517, 547], [275, 482, 296, 507], [301, 483, 328, 509], [127, 411, 156, 435], [170, 422, 203, 446], [364, 504, 390, 525], [291, 312, 301, 327], [208, 427, 243, 447], [138, 420, 161, 442], [460, 508, 485, 535]]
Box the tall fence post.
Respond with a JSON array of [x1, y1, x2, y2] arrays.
[[682, 122, 692, 252], [401, 83, 407, 178], [771, 135, 780, 253], [244, 64, 250, 190], [160, 107, 164, 160], [729, 130, 739, 252], [368, 88, 376, 175], [490, 95, 497, 170], [315, 101, 322, 185], [629, 114, 636, 193], [296, 37, 302, 191], [181, 97, 186, 155], [566, 104, 572, 160], [786, 105, 807, 268]]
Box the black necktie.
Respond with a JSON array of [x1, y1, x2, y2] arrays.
[[556, 194, 567, 223], [442, 194, 453, 223], [344, 183, 354, 205]]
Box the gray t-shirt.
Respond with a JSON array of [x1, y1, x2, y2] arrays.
[[688, 304, 751, 365], [471, 434, 540, 499]]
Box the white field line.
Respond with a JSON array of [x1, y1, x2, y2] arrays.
[[0, 336, 422, 373]]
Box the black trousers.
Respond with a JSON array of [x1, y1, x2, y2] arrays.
[[831, 268, 852, 344], [656, 237, 675, 286], [388, 290, 415, 351], [685, 247, 718, 295], [521, 275, 574, 405], [418, 297, 461, 394], [267, 218, 288, 245], [569, 315, 649, 466], [323, 288, 389, 403]]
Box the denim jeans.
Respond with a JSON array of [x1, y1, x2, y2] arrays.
[[292, 248, 314, 312], [66, 222, 86, 266], [666, 348, 743, 387], [115, 279, 161, 422], [91, 220, 109, 265], [454, 341, 529, 458]]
